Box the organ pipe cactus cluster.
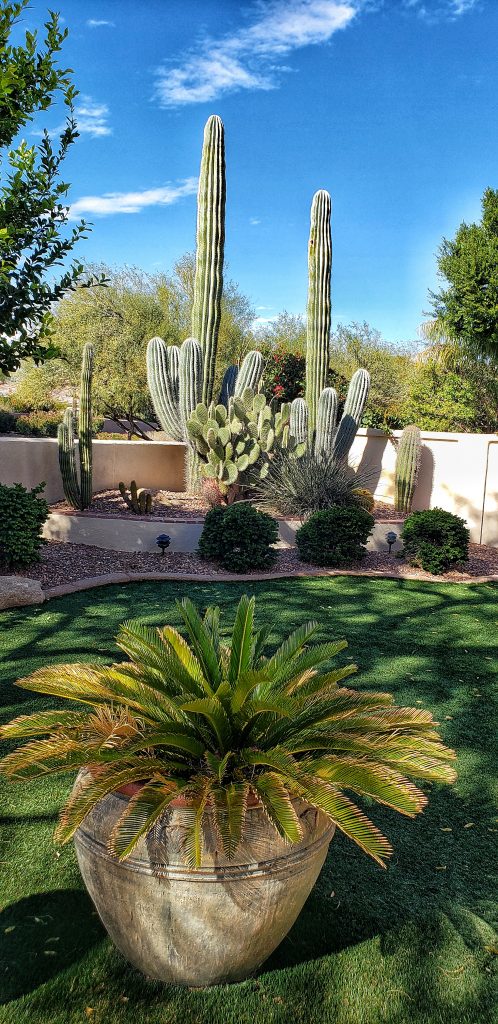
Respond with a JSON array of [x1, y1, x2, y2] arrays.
[[395, 424, 422, 513], [118, 481, 153, 515], [57, 343, 94, 510], [146, 116, 371, 492], [187, 388, 304, 500]]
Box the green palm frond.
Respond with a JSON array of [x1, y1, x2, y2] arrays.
[[0, 595, 457, 869], [176, 598, 222, 689], [229, 595, 255, 685]]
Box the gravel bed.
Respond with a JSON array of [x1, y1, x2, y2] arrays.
[[2, 540, 496, 590]]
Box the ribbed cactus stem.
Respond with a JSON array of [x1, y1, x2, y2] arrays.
[[395, 424, 421, 514], [219, 364, 238, 405], [146, 337, 182, 441], [234, 350, 263, 396], [333, 368, 370, 461], [179, 337, 203, 435], [192, 114, 226, 406], [78, 342, 93, 509], [57, 409, 81, 509], [290, 398, 308, 445], [305, 190, 332, 436], [315, 387, 338, 460]]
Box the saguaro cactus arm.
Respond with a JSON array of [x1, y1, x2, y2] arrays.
[[333, 368, 370, 461], [192, 114, 226, 407], [305, 190, 332, 435], [57, 408, 81, 510], [315, 387, 338, 460]]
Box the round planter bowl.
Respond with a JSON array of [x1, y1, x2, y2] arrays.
[[73, 780, 335, 986]]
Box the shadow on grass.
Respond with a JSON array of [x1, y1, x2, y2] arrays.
[[0, 889, 104, 1003]]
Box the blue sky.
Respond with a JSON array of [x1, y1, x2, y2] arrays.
[[18, 0, 498, 342]]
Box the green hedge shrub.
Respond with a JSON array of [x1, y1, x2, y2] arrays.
[[198, 503, 278, 573], [0, 482, 49, 568], [296, 505, 374, 567], [0, 409, 17, 433], [15, 411, 61, 437], [401, 508, 469, 574]]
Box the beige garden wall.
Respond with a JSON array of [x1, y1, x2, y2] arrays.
[[1, 430, 497, 545], [350, 429, 498, 546]]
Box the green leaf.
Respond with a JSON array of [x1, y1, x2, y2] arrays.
[[229, 595, 255, 685], [253, 774, 303, 844]]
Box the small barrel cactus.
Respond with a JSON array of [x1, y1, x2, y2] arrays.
[[395, 425, 421, 514], [119, 481, 153, 514]]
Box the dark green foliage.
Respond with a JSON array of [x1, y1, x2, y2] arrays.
[[402, 508, 470, 574], [198, 502, 278, 573], [256, 451, 371, 518], [429, 187, 498, 363], [0, 481, 48, 567], [15, 410, 61, 437], [0, 408, 16, 432], [262, 347, 306, 402], [0, 1, 105, 375], [296, 505, 374, 567]]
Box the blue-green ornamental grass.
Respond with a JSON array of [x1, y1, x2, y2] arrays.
[[0, 575, 496, 1024]]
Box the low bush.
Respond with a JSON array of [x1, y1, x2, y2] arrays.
[[256, 451, 374, 519], [0, 408, 17, 433], [198, 502, 278, 573], [401, 508, 469, 574], [261, 348, 305, 403], [15, 411, 61, 437], [0, 482, 49, 568], [296, 505, 374, 567]]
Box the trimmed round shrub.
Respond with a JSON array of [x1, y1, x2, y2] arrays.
[[401, 508, 469, 574], [0, 482, 49, 568], [198, 502, 278, 573], [296, 505, 374, 567]]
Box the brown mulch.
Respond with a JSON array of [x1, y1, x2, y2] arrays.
[[49, 489, 405, 523], [2, 540, 497, 591]]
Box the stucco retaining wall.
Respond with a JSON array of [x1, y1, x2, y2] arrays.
[[1, 429, 497, 545]]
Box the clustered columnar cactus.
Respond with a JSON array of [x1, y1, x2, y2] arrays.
[[187, 387, 304, 500], [57, 343, 94, 510], [395, 424, 422, 514], [292, 368, 370, 465], [305, 190, 332, 436], [118, 480, 153, 514]]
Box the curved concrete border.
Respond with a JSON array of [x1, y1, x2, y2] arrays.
[[43, 567, 498, 600]]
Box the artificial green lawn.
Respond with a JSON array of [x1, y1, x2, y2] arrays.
[[0, 576, 497, 1024]]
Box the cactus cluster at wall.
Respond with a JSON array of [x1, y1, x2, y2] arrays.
[[119, 480, 153, 514], [57, 342, 94, 510], [146, 114, 371, 497]]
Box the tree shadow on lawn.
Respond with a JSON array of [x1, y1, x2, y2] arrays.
[[0, 889, 104, 1004]]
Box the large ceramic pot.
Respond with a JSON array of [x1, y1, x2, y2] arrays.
[[73, 777, 335, 986]]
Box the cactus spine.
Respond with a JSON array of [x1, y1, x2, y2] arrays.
[[57, 343, 94, 510], [305, 190, 332, 435], [192, 115, 226, 407], [315, 387, 338, 460], [332, 368, 370, 461], [395, 424, 421, 514], [234, 350, 263, 396]]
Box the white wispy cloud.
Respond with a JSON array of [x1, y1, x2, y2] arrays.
[[69, 178, 198, 219], [250, 217, 261, 225], [155, 0, 358, 107], [32, 95, 111, 140], [402, 0, 479, 20], [86, 18, 115, 28]]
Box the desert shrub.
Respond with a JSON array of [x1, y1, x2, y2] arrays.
[[262, 347, 306, 403], [401, 508, 469, 574], [198, 503, 278, 573], [256, 451, 374, 519], [296, 505, 374, 567], [0, 482, 49, 568], [351, 487, 375, 511], [15, 411, 61, 437], [0, 408, 17, 433]]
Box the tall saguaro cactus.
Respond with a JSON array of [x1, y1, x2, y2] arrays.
[[305, 190, 332, 435], [58, 343, 94, 510], [192, 114, 226, 407], [395, 424, 421, 513]]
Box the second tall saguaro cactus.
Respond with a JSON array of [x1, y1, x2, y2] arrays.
[[395, 424, 421, 513], [305, 190, 332, 436], [58, 343, 94, 510], [192, 114, 226, 407]]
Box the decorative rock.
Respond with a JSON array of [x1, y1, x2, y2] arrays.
[[0, 576, 45, 610]]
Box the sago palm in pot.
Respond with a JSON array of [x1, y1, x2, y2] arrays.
[[0, 595, 457, 985]]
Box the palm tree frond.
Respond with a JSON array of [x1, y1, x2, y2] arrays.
[[229, 595, 255, 685], [253, 773, 304, 844], [176, 598, 222, 689], [109, 779, 186, 860]]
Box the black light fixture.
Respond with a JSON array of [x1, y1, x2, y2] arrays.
[[386, 530, 397, 555], [156, 533, 171, 556]]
